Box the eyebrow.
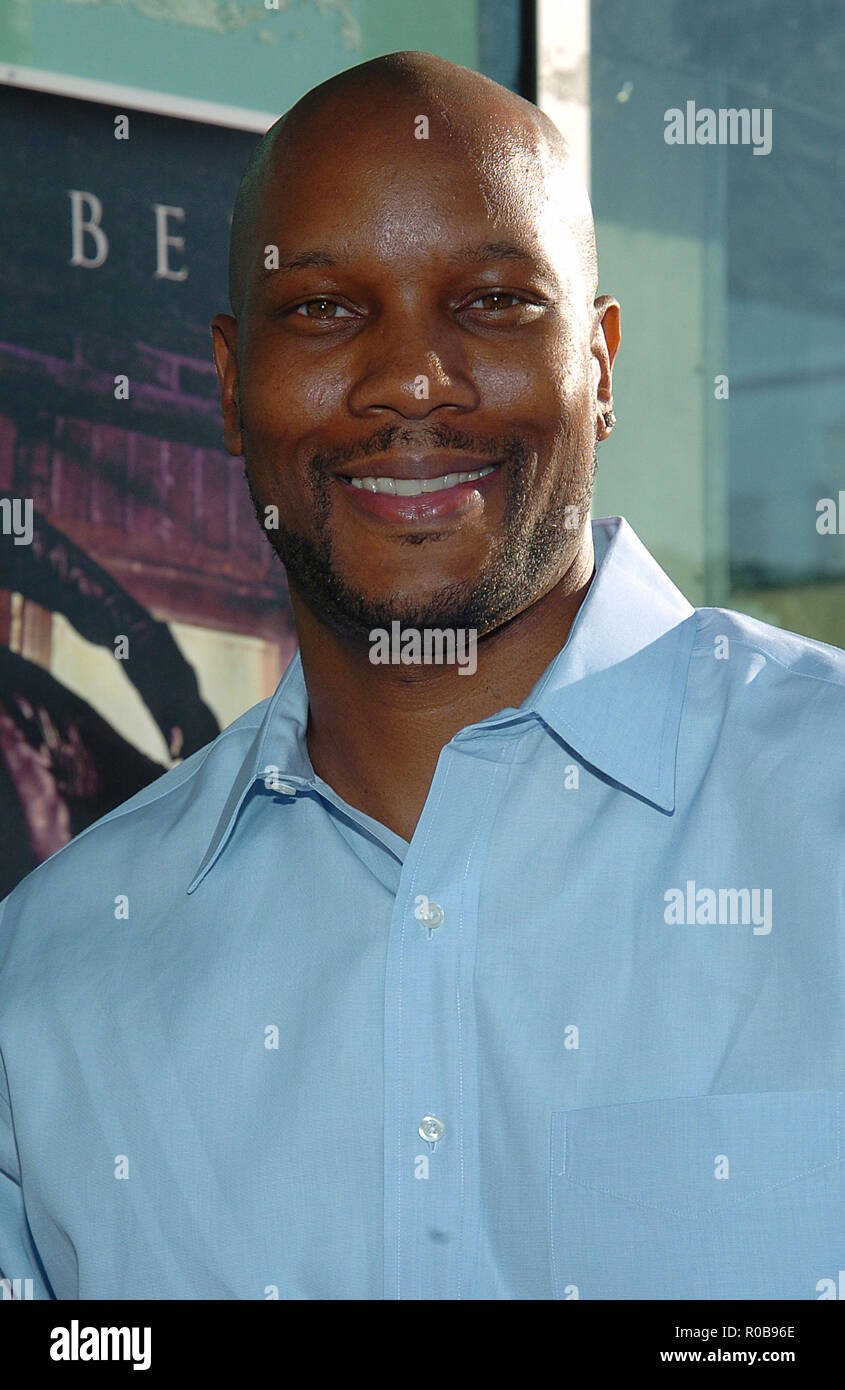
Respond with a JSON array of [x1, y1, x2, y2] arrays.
[[262, 241, 559, 281], [447, 241, 552, 272]]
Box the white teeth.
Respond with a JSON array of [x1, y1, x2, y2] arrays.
[[348, 465, 495, 495]]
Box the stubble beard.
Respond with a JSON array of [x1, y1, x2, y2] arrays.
[[244, 419, 597, 642]]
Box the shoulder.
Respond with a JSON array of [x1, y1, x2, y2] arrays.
[[687, 605, 845, 759], [692, 605, 845, 690], [0, 695, 271, 920]]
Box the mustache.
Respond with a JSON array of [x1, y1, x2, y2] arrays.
[[306, 423, 531, 475]]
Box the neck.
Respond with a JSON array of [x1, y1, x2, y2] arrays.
[[292, 528, 595, 842]]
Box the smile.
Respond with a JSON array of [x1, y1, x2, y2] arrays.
[[336, 460, 502, 524], [344, 466, 496, 496]]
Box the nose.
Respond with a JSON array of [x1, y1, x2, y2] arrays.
[[346, 304, 479, 419]]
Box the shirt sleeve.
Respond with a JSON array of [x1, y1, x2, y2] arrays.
[[0, 1038, 53, 1298]]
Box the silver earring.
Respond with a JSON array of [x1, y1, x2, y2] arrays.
[[603, 410, 615, 429]]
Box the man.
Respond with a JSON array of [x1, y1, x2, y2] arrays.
[[1, 51, 844, 1302]]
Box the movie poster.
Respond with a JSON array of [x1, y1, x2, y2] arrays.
[[0, 81, 297, 896]]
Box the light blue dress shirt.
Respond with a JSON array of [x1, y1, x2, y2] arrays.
[[1, 516, 844, 1301]]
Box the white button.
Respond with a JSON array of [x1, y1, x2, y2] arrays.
[[419, 1115, 445, 1144], [414, 895, 444, 931]]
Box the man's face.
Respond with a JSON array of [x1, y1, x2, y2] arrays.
[[215, 102, 614, 639]]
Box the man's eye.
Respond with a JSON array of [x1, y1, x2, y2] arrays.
[[293, 299, 355, 320], [466, 292, 524, 311]]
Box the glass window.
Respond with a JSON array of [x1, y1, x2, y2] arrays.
[[587, 0, 845, 645]]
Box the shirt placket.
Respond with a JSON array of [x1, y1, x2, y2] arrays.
[[383, 736, 511, 1299]]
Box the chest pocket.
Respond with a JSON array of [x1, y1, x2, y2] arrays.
[[550, 1091, 845, 1300]]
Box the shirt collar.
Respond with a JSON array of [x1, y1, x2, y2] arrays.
[[519, 516, 696, 812], [187, 517, 696, 893], [186, 651, 314, 893]]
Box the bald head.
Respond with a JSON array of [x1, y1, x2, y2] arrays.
[[212, 48, 621, 659], [227, 51, 598, 319]]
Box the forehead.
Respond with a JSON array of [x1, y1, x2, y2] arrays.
[[251, 107, 582, 287]]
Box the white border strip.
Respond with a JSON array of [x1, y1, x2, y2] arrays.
[[536, 0, 590, 190], [0, 63, 278, 132]]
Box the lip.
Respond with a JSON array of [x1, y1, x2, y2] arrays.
[[336, 454, 498, 483], [336, 461, 502, 524]]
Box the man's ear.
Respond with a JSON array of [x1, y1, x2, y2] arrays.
[[592, 295, 621, 442], [211, 313, 243, 456]]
